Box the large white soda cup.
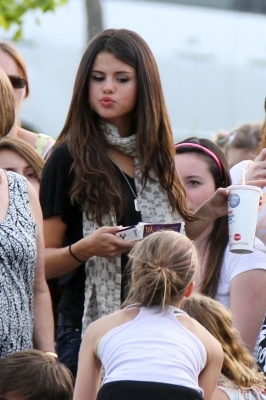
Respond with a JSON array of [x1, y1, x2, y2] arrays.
[[228, 185, 261, 253]]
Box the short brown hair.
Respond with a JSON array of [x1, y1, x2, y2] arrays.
[[0, 137, 44, 181], [0, 68, 15, 137], [0, 350, 73, 400]]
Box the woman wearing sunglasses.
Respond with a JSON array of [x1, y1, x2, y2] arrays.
[[0, 41, 55, 159], [0, 68, 55, 358]]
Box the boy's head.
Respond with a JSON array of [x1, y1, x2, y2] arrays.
[[0, 350, 73, 400]]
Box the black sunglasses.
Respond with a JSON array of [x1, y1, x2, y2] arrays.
[[8, 75, 27, 89]]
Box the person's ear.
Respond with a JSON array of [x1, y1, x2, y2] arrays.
[[184, 281, 195, 298]]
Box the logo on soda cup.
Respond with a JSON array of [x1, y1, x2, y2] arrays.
[[234, 233, 241, 241], [229, 193, 240, 208]]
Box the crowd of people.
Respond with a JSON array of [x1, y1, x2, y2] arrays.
[[0, 28, 266, 400]]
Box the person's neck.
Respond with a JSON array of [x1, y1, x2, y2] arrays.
[[194, 225, 212, 250], [194, 224, 213, 291], [170, 299, 183, 308], [115, 122, 132, 138], [6, 122, 17, 138], [103, 117, 134, 138]]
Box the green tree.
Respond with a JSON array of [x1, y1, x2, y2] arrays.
[[0, 0, 67, 41]]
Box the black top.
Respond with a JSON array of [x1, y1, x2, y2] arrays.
[[40, 142, 141, 329]]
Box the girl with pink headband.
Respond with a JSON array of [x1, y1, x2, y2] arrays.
[[175, 137, 266, 358], [174, 142, 223, 176]]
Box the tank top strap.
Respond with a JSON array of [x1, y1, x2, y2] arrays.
[[124, 303, 140, 309], [168, 306, 188, 321], [169, 305, 188, 317]]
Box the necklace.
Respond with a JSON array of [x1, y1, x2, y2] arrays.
[[109, 155, 140, 212], [119, 168, 140, 212]]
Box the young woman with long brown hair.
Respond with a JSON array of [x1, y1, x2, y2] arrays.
[[40, 29, 229, 378], [175, 137, 266, 356]]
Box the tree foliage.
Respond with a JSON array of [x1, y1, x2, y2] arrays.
[[0, 0, 68, 40]]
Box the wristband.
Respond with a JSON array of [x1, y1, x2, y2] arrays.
[[69, 244, 86, 263]]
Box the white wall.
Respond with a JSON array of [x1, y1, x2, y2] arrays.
[[1, 0, 266, 142]]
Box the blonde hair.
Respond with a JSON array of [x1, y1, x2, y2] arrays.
[[0, 68, 15, 137], [0, 41, 29, 98], [124, 231, 198, 308], [0, 137, 44, 181], [181, 294, 265, 389]]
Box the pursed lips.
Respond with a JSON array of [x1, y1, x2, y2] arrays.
[[100, 97, 115, 106]]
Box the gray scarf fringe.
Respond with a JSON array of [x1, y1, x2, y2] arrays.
[[82, 123, 182, 332]]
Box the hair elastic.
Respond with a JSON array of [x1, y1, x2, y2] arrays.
[[69, 244, 86, 264], [174, 142, 223, 177], [45, 352, 58, 359]]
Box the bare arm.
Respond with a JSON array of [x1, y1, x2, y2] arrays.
[[177, 315, 223, 400], [185, 188, 229, 240], [185, 181, 265, 240], [73, 325, 102, 400], [198, 334, 224, 400], [245, 149, 266, 182], [44, 215, 135, 279], [230, 269, 266, 353], [74, 308, 137, 400], [28, 183, 55, 352], [211, 387, 231, 400]]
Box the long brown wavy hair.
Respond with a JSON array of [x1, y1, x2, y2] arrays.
[[56, 28, 192, 225], [182, 294, 265, 389], [175, 137, 231, 297]]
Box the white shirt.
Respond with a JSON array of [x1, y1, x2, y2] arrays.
[[215, 237, 266, 356], [230, 160, 266, 245], [97, 306, 207, 395]]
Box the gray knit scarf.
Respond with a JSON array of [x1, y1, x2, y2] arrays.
[[82, 123, 182, 332]]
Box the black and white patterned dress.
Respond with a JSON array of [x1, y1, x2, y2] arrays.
[[0, 171, 37, 358]]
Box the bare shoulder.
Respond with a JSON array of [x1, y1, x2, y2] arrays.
[[17, 128, 54, 149], [177, 314, 223, 357], [17, 127, 38, 147], [211, 387, 231, 400], [83, 307, 140, 347]]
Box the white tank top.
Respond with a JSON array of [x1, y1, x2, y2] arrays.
[[97, 306, 207, 395]]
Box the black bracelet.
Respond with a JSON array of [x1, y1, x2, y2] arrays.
[[69, 244, 86, 264]]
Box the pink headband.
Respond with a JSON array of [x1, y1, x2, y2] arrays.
[[174, 142, 223, 177]]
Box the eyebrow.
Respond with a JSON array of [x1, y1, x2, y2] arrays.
[[2, 164, 32, 169], [2, 167, 16, 171], [184, 175, 203, 179], [91, 69, 134, 74]]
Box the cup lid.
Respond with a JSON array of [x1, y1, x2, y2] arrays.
[[227, 184, 262, 193]]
